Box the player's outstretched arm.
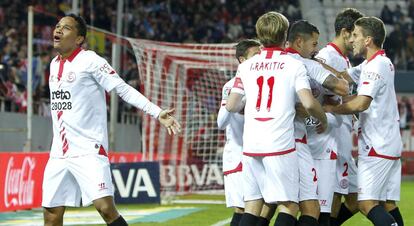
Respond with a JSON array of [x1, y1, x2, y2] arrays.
[[324, 95, 372, 115], [297, 88, 328, 133], [158, 109, 181, 135]]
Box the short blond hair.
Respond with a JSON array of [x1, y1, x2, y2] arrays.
[[256, 12, 289, 47]]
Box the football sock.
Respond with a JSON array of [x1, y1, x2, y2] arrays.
[[230, 212, 243, 226], [274, 212, 297, 226], [256, 216, 270, 226], [389, 207, 404, 226], [297, 215, 318, 226], [318, 213, 330, 226], [367, 205, 397, 226], [239, 213, 259, 226], [107, 215, 128, 226]]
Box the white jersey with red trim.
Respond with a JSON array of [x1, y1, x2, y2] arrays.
[[218, 78, 244, 174], [356, 50, 402, 158], [316, 43, 353, 131], [285, 48, 330, 141], [231, 47, 310, 156], [49, 48, 158, 158]]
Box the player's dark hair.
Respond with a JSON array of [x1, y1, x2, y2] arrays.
[[334, 8, 364, 36], [67, 14, 87, 44], [235, 39, 261, 62], [355, 16, 386, 47], [287, 20, 319, 43]]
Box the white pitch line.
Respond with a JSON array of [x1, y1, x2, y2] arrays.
[[211, 217, 232, 226]]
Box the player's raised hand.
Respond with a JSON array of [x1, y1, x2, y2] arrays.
[[158, 109, 181, 135]]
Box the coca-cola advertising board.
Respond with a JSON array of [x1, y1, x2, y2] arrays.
[[0, 152, 49, 212]]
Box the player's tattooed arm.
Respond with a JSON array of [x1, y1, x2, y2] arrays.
[[322, 75, 349, 96]]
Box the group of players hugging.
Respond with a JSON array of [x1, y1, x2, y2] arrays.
[[218, 8, 404, 226]]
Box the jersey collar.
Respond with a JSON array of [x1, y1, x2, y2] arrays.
[[328, 42, 350, 66], [284, 47, 300, 55], [56, 47, 83, 62], [262, 46, 284, 59], [367, 49, 385, 63]]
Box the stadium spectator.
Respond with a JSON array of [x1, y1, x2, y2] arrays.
[[380, 4, 394, 24]]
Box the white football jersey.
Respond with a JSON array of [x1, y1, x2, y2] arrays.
[[285, 48, 330, 142], [231, 47, 310, 156], [356, 50, 402, 158], [317, 43, 354, 131], [49, 48, 133, 157], [218, 78, 244, 174]]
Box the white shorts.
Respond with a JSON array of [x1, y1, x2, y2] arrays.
[[42, 154, 114, 207], [297, 142, 318, 202], [335, 128, 358, 194], [242, 151, 299, 203], [224, 171, 245, 208], [314, 159, 336, 213], [357, 155, 401, 201]]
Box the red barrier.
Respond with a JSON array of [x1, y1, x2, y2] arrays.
[[0, 152, 49, 212]]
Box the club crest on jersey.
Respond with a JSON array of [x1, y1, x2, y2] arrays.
[[66, 72, 76, 83], [339, 178, 349, 189]]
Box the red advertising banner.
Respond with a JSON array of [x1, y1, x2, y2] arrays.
[[0, 152, 49, 212]]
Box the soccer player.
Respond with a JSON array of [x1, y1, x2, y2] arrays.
[[325, 16, 404, 226], [217, 38, 261, 226], [314, 8, 364, 226], [42, 14, 181, 226], [285, 20, 349, 226], [226, 11, 327, 226]]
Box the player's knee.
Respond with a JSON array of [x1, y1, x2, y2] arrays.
[[96, 203, 118, 222], [43, 209, 64, 226], [278, 201, 299, 216], [345, 200, 359, 213], [358, 200, 378, 216], [300, 200, 320, 218]]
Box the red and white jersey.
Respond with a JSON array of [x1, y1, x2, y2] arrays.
[[316, 42, 354, 131], [356, 50, 402, 158], [218, 78, 244, 174], [49, 48, 146, 158], [285, 48, 330, 142], [231, 47, 310, 156]]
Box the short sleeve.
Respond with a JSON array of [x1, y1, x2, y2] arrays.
[[304, 59, 330, 85], [230, 66, 245, 95], [295, 64, 311, 92], [347, 63, 363, 84], [357, 64, 384, 98], [91, 54, 124, 92]]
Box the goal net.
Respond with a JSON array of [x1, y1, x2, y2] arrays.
[[127, 39, 239, 193]]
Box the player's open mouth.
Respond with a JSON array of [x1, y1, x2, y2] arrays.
[[54, 35, 61, 42]]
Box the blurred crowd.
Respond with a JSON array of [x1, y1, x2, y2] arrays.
[[2, 0, 414, 116], [0, 0, 301, 114], [380, 1, 414, 70]]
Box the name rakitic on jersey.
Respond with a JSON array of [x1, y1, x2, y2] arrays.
[[249, 61, 285, 71]]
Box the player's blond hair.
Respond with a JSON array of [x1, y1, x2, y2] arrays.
[[256, 12, 289, 47]]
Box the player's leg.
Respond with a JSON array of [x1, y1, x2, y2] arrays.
[[68, 154, 127, 225], [44, 207, 66, 226], [384, 201, 403, 226], [42, 158, 82, 226], [230, 207, 244, 226], [358, 156, 397, 226], [314, 159, 336, 226], [263, 152, 300, 226], [224, 171, 245, 226], [297, 142, 319, 226], [239, 155, 265, 226], [383, 159, 403, 226], [256, 203, 277, 226]]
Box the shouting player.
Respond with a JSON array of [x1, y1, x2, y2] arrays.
[[285, 20, 349, 226], [315, 8, 364, 226], [217, 38, 261, 226], [325, 17, 404, 226], [42, 14, 180, 226], [226, 11, 327, 226]]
